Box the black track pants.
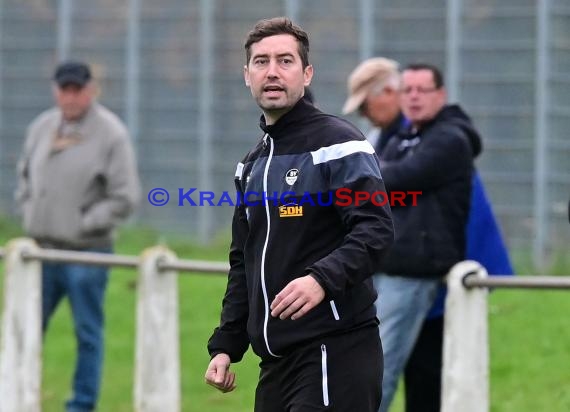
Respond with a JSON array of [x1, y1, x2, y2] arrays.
[[254, 325, 383, 412]]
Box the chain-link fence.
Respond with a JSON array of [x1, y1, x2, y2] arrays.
[[0, 0, 568, 267]]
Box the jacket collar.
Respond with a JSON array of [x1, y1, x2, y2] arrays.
[[258, 96, 316, 139], [57, 102, 98, 139], [409, 104, 454, 135]]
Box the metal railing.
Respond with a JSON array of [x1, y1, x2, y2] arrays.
[[0, 247, 230, 273], [1, 242, 568, 412], [462, 272, 570, 289], [0, 238, 229, 412], [441, 261, 570, 412]]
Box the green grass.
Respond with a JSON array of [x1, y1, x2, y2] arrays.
[[0, 216, 569, 411], [40, 272, 260, 412], [387, 290, 570, 412], [488, 290, 570, 412]]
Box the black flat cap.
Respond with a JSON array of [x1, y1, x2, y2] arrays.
[[53, 61, 92, 87]]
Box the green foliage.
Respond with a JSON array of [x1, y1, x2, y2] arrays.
[[0, 216, 568, 411]]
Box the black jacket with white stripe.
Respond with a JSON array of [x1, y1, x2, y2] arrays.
[[208, 97, 394, 362]]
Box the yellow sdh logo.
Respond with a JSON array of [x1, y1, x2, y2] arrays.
[[279, 204, 303, 217]]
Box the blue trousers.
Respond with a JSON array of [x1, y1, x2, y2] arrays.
[[373, 274, 440, 412], [41, 248, 110, 412]]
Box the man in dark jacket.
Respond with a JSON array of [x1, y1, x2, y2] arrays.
[[204, 17, 394, 412], [344, 59, 513, 412], [375, 63, 482, 412]]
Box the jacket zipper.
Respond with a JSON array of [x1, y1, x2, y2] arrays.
[[261, 134, 279, 357], [321, 344, 330, 406]]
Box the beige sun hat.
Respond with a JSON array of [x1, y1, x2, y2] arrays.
[[342, 57, 399, 114]]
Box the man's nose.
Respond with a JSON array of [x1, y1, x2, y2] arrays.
[[61, 91, 77, 101], [266, 60, 279, 77], [407, 89, 421, 97]]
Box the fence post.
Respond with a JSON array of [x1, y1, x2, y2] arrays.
[[134, 246, 180, 412], [0, 238, 42, 412], [442, 260, 489, 412]]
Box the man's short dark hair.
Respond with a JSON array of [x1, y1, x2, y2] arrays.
[[404, 63, 444, 89], [244, 17, 310, 68]]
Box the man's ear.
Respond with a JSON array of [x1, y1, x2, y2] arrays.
[[303, 64, 314, 87], [244, 65, 250, 87]]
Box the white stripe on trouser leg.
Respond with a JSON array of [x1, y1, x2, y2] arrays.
[[321, 344, 329, 406]]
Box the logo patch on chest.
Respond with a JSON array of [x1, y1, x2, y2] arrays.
[[285, 169, 299, 185], [279, 204, 303, 217]]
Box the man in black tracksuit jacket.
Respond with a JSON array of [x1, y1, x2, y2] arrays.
[[205, 17, 394, 412]]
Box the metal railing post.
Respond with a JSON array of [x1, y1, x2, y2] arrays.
[[134, 246, 180, 412], [0, 238, 42, 412], [442, 260, 489, 412]]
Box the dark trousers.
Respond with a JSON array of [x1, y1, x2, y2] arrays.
[[255, 325, 383, 412], [404, 316, 444, 412]]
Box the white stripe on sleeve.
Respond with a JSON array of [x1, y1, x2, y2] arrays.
[[310, 140, 375, 165], [235, 162, 244, 178]]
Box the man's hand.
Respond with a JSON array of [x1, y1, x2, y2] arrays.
[[270, 275, 325, 320], [204, 353, 236, 393]]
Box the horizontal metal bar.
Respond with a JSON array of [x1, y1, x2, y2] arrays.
[[20, 248, 140, 268], [482, 140, 533, 151], [462, 74, 532, 83], [462, 40, 534, 51], [0, 246, 229, 274], [6, 247, 568, 287], [157, 259, 229, 274], [551, 107, 570, 117], [468, 107, 533, 116], [463, 6, 534, 18], [463, 274, 570, 290]]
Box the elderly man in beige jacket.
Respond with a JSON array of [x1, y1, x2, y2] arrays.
[[16, 60, 140, 412]]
